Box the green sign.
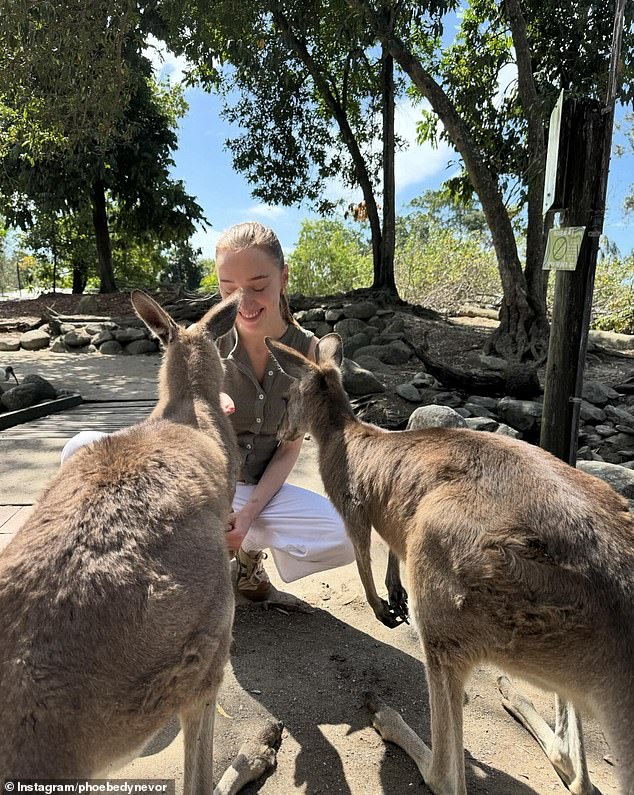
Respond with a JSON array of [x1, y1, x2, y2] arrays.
[[543, 227, 586, 271]]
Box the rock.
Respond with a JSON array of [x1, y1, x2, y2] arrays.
[[433, 391, 463, 409], [343, 301, 377, 320], [19, 329, 50, 351], [85, 322, 109, 336], [303, 307, 325, 322], [92, 330, 115, 346], [333, 318, 368, 338], [375, 332, 405, 344], [1, 384, 39, 411], [406, 405, 467, 430], [455, 407, 471, 418], [22, 374, 57, 400], [68, 345, 92, 354], [396, 384, 422, 402], [99, 340, 124, 355], [495, 423, 522, 439], [382, 341, 411, 365], [341, 358, 385, 396], [411, 373, 438, 389], [465, 417, 499, 432], [464, 402, 495, 419], [366, 317, 386, 332], [605, 404, 634, 429], [64, 329, 92, 348], [77, 294, 100, 314], [305, 322, 332, 338], [596, 424, 617, 437], [467, 395, 499, 410], [616, 424, 634, 436], [59, 323, 75, 335], [582, 380, 621, 406], [588, 329, 634, 352], [383, 317, 405, 334], [601, 432, 634, 451], [353, 355, 390, 373], [125, 339, 158, 355], [343, 333, 371, 358], [496, 397, 542, 432], [0, 338, 20, 351], [579, 400, 606, 424], [115, 327, 147, 344], [325, 308, 345, 323], [577, 460, 634, 499], [50, 338, 68, 353]]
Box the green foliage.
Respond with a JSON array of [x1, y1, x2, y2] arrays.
[[287, 219, 373, 295], [199, 258, 219, 294], [159, 240, 204, 290], [590, 250, 634, 334]]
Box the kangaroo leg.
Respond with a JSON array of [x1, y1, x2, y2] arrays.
[[182, 695, 216, 795], [350, 523, 406, 628], [385, 550, 409, 623], [213, 720, 283, 795], [366, 658, 467, 795], [498, 678, 597, 795]]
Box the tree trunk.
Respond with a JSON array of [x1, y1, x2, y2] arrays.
[[348, 0, 547, 360], [72, 260, 88, 294], [90, 177, 117, 293], [379, 38, 398, 296], [270, 5, 386, 291]]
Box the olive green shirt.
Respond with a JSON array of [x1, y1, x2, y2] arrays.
[[217, 323, 314, 484]]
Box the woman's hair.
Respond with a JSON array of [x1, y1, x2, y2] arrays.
[[215, 221, 297, 326]]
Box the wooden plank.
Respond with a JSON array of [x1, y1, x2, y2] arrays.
[[0, 394, 83, 431], [0, 506, 20, 528], [1, 506, 33, 534]]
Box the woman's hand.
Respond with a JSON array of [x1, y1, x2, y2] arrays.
[[225, 509, 253, 551]]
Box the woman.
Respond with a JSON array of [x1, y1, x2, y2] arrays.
[[215, 221, 353, 601]]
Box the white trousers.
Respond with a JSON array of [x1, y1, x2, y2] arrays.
[[60, 431, 355, 583], [235, 482, 355, 582]]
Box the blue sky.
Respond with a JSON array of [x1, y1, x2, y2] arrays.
[[148, 36, 634, 262]]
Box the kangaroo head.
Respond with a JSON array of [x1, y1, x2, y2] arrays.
[[131, 290, 242, 400], [265, 333, 345, 442]]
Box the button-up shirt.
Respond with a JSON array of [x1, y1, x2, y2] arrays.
[[217, 323, 314, 484]]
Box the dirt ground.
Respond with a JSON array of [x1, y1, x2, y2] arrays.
[[0, 295, 627, 794]]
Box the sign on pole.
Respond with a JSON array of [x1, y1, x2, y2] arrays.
[[543, 226, 586, 271], [543, 90, 565, 216]]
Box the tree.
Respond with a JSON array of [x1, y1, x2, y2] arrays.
[[348, 0, 634, 359], [160, 241, 205, 291], [288, 218, 373, 295], [0, 50, 205, 292], [153, 0, 441, 296]]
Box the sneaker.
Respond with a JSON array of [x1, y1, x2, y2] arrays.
[[236, 548, 272, 602]]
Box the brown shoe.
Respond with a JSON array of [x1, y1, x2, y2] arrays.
[[236, 548, 272, 602]]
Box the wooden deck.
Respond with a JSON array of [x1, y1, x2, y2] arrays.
[[1, 398, 155, 544]]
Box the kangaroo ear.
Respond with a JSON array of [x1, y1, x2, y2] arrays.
[[316, 334, 343, 368], [266, 338, 314, 380], [131, 291, 177, 346], [200, 290, 242, 340]]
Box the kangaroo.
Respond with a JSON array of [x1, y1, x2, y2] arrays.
[[0, 291, 281, 794], [266, 333, 634, 795]]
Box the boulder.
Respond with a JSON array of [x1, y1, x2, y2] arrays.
[[465, 417, 499, 432], [579, 400, 606, 424], [115, 327, 147, 344], [125, 339, 158, 355], [22, 374, 57, 400], [92, 329, 115, 346], [100, 340, 124, 355], [341, 359, 385, 396], [343, 301, 377, 320], [577, 460, 634, 500], [50, 338, 68, 353], [582, 380, 621, 406], [333, 318, 368, 338], [467, 395, 499, 410], [325, 308, 345, 323], [406, 405, 467, 431], [496, 397, 542, 432], [605, 404, 634, 429], [343, 333, 371, 358], [64, 329, 92, 348], [353, 354, 390, 373], [305, 322, 333, 338], [395, 384, 422, 403], [1, 384, 39, 411], [0, 338, 20, 352], [19, 329, 50, 351], [495, 423, 522, 439], [303, 307, 325, 322]]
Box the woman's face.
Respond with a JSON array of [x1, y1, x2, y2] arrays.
[[216, 247, 288, 337]]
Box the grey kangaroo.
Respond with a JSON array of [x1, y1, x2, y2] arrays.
[[266, 332, 634, 795]]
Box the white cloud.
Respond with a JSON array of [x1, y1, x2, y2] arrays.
[[246, 204, 286, 219], [393, 100, 455, 191], [191, 226, 221, 260], [144, 34, 191, 86]]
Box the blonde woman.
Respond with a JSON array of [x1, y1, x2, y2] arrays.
[[215, 221, 354, 601]]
